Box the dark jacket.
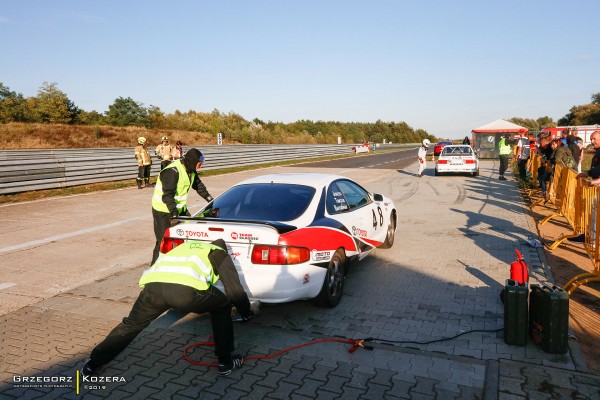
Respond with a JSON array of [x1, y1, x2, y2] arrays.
[[209, 239, 252, 318], [551, 146, 573, 168], [588, 149, 600, 179], [567, 136, 582, 164]]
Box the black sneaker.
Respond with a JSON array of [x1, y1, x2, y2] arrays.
[[567, 234, 585, 243], [81, 358, 95, 377], [499, 176, 507, 181], [218, 356, 243, 376]]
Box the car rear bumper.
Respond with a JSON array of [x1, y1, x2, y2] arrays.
[[436, 164, 478, 173], [237, 263, 327, 303]]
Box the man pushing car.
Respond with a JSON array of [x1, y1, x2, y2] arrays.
[[82, 239, 254, 377]]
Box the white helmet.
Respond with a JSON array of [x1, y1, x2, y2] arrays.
[[138, 136, 146, 144], [422, 139, 431, 147]]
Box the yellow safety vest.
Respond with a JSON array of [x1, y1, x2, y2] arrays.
[[152, 160, 196, 214], [139, 242, 221, 290], [498, 137, 512, 155]]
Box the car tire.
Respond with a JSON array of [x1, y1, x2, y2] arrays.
[[380, 213, 396, 249], [434, 169, 440, 176], [472, 169, 479, 177], [313, 249, 345, 308]]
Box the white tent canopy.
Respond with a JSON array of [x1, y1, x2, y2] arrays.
[[472, 119, 528, 133]]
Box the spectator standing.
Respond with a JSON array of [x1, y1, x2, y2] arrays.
[[529, 134, 538, 155], [567, 136, 583, 173], [151, 148, 214, 265], [155, 136, 175, 170], [536, 132, 553, 201], [560, 129, 569, 146], [498, 134, 512, 180], [462, 136, 471, 145], [515, 131, 531, 181], [134, 137, 152, 189], [550, 138, 575, 169], [172, 140, 184, 160], [577, 131, 600, 180]]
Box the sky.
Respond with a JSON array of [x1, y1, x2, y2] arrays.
[[1, 1, 599, 139]]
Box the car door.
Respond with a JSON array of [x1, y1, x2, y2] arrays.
[[330, 179, 384, 251]]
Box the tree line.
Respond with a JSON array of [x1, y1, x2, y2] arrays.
[[508, 93, 600, 132], [0, 82, 435, 145]]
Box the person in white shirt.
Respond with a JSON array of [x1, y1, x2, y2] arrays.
[[515, 132, 532, 181]]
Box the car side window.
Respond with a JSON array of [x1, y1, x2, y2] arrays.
[[335, 180, 371, 210], [326, 182, 350, 214]]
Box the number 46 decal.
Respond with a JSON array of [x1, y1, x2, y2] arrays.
[[372, 206, 383, 228]]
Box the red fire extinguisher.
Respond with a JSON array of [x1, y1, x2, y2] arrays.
[[510, 249, 529, 285]]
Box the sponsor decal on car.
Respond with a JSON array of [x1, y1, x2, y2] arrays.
[[352, 226, 368, 238], [311, 249, 332, 262], [176, 228, 208, 238], [231, 232, 259, 241]]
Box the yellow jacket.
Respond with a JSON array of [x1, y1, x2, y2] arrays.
[[134, 145, 152, 166]]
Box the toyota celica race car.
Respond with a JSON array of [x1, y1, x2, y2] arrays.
[[159, 173, 397, 307]]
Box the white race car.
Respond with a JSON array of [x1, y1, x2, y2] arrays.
[[435, 145, 479, 176], [159, 173, 397, 307]]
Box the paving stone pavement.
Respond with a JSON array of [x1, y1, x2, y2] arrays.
[[1, 160, 599, 399]]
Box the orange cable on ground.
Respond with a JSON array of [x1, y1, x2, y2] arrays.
[[183, 337, 370, 367]]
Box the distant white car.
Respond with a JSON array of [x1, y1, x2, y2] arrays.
[[435, 145, 479, 176], [159, 173, 397, 307]]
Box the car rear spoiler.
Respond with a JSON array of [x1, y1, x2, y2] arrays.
[[173, 216, 297, 234]]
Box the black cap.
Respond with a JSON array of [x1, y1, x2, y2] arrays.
[[182, 148, 203, 173]]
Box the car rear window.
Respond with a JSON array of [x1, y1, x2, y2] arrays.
[[442, 146, 473, 155], [204, 183, 316, 221]]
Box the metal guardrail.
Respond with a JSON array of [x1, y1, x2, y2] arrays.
[[0, 144, 357, 195]]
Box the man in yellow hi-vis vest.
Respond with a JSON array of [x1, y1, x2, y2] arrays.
[[498, 134, 512, 181], [151, 148, 213, 265], [82, 239, 253, 377]]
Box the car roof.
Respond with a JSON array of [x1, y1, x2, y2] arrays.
[[237, 173, 346, 187]]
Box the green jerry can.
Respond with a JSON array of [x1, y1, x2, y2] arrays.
[[503, 279, 528, 346], [529, 284, 569, 354]]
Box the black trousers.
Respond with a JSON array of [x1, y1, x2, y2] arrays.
[[152, 208, 171, 265], [517, 158, 528, 180], [499, 155, 509, 176], [137, 165, 151, 181], [89, 282, 233, 369]]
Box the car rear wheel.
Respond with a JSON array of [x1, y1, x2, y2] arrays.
[[434, 169, 440, 176], [380, 213, 396, 249], [472, 169, 479, 177], [313, 249, 345, 307]]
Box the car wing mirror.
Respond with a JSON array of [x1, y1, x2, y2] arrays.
[[373, 193, 384, 202]]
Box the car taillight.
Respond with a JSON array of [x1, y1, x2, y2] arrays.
[[160, 236, 184, 253], [437, 160, 448, 164], [251, 245, 310, 265], [465, 159, 476, 164]]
